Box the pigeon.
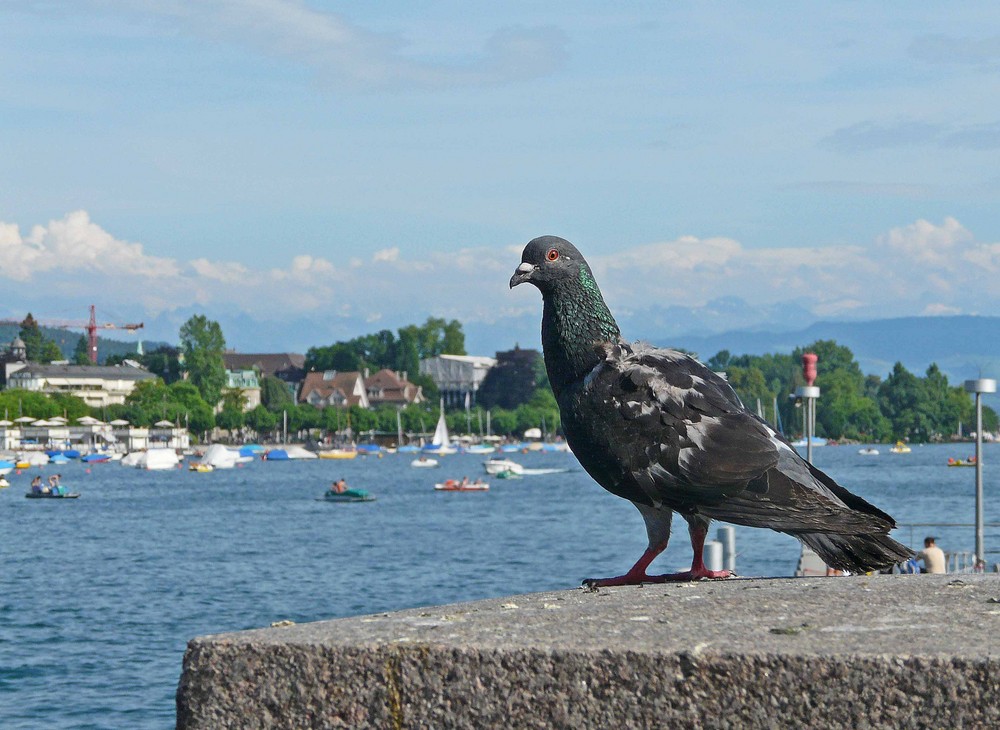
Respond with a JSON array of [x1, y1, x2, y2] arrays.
[[510, 235, 912, 585]]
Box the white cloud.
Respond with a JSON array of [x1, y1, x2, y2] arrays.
[[876, 216, 972, 265], [77, 0, 565, 90], [923, 303, 963, 316], [190, 258, 249, 283], [3, 210, 1000, 348], [372, 247, 400, 263]]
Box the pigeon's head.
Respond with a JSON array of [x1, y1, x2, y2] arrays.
[[509, 236, 588, 293]]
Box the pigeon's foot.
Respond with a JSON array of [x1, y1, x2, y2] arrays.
[[655, 567, 733, 582], [582, 567, 733, 587]]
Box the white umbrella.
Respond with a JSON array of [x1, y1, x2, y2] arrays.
[[31, 420, 53, 427], [109, 419, 131, 426], [14, 416, 37, 423], [77, 416, 100, 424], [0, 419, 13, 426], [154, 420, 174, 427], [49, 416, 68, 423]]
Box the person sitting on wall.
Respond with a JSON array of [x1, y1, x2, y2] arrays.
[[917, 536, 946, 574]]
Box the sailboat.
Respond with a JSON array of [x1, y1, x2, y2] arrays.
[[422, 399, 457, 455]]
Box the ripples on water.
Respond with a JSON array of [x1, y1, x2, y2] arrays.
[[0, 443, 996, 728]]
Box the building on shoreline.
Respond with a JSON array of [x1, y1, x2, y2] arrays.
[[419, 354, 496, 408], [6, 362, 157, 408]]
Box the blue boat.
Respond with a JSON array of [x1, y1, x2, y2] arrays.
[[264, 449, 289, 461], [46, 449, 81, 459], [49, 454, 71, 465], [396, 444, 420, 453], [356, 443, 382, 454], [82, 453, 111, 463]]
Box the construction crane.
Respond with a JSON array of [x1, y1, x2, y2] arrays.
[[0, 305, 144, 364]]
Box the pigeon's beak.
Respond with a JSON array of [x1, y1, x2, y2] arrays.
[[509, 262, 536, 289]]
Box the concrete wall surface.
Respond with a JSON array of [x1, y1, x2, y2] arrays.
[[176, 575, 1000, 729]]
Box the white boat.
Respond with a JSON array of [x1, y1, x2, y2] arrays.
[[465, 444, 496, 454], [197, 444, 239, 469], [434, 479, 489, 492], [17, 452, 50, 466], [284, 445, 319, 459], [484, 458, 524, 476], [858, 447, 879, 456], [790, 437, 828, 448], [129, 448, 181, 470], [411, 456, 439, 468], [889, 441, 912, 454], [422, 399, 457, 455]]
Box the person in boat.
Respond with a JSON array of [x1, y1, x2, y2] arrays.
[[31, 475, 44, 494], [916, 536, 946, 574], [461, 476, 469, 487], [332, 479, 347, 494]]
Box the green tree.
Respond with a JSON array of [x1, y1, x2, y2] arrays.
[[246, 404, 277, 438], [877, 362, 931, 441], [18, 314, 45, 361], [179, 315, 227, 407], [73, 336, 91, 365], [260, 375, 294, 412], [168, 381, 216, 435], [37, 340, 61, 363], [142, 346, 183, 384]]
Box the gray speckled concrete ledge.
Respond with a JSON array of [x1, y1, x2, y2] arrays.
[[176, 575, 1000, 729]]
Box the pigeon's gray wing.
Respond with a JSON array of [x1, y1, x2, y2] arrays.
[[565, 344, 781, 508], [580, 344, 898, 535]]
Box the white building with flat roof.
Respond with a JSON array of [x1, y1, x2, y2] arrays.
[[419, 354, 497, 408], [6, 363, 157, 408]]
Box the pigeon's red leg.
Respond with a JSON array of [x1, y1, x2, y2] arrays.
[[582, 539, 669, 587], [654, 521, 732, 581]]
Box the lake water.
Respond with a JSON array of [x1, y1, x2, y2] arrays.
[[1, 442, 997, 728]]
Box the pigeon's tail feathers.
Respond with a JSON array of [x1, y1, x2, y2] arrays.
[[798, 531, 913, 574]]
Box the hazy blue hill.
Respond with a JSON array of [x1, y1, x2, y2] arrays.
[[0, 324, 166, 364], [662, 315, 1000, 383]]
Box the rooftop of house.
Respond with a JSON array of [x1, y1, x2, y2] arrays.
[[8, 363, 156, 380], [222, 352, 306, 379]]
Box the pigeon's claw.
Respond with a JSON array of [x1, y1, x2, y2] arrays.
[[652, 568, 734, 582]]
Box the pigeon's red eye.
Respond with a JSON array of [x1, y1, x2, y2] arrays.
[[546, 248, 559, 262]]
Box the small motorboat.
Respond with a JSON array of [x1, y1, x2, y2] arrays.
[[484, 457, 524, 476], [82, 453, 112, 463], [434, 479, 489, 492], [889, 441, 911, 454], [189, 463, 214, 472], [411, 457, 439, 468], [858, 447, 879, 456], [318, 449, 358, 460], [317, 488, 375, 503], [26, 489, 80, 499]]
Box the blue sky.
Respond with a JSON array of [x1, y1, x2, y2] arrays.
[[2, 2, 1000, 355]]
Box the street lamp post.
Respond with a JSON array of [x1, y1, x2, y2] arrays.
[[795, 354, 820, 464], [964, 378, 996, 569]]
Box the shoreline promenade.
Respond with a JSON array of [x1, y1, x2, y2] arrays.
[[177, 574, 1000, 728]]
